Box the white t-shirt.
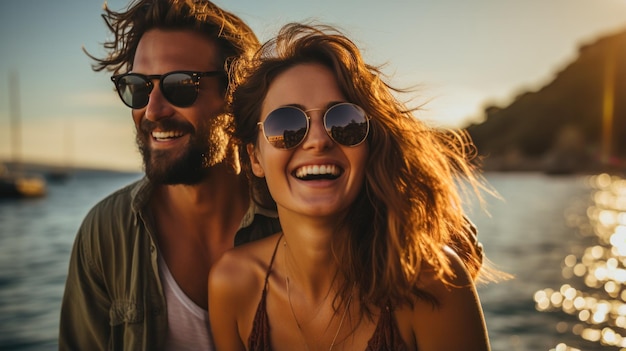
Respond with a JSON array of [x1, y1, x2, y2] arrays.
[[158, 255, 214, 351]]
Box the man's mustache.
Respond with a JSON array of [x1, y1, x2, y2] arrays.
[[140, 118, 195, 135]]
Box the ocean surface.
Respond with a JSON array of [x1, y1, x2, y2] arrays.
[[0, 170, 624, 350]]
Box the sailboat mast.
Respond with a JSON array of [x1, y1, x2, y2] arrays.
[[8, 70, 22, 173]]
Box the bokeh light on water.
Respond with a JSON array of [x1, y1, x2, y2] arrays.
[[535, 173, 626, 350]]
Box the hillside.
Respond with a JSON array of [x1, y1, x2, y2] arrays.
[[465, 28, 626, 174]]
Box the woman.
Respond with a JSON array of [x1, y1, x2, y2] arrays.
[[209, 23, 496, 351]]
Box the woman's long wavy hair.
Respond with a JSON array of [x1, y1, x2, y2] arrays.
[[231, 23, 494, 315]]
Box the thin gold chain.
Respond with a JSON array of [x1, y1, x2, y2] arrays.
[[283, 241, 334, 326], [284, 240, 354, 351]]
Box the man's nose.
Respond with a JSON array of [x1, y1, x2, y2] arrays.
[[144, 84, 174, 121]]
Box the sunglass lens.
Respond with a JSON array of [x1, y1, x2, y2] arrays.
[[263, 107, 308, 149], [117, 75, 150, 109], [162, 72, 197, 107], [325, 103, 368, 146]]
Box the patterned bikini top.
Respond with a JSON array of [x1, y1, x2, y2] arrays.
[[247, 236, 410, 351]]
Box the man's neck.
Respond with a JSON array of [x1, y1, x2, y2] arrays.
[[150, 166, 250, 309], [152, 168, 250, 243]]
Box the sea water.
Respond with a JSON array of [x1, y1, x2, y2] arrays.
[[0, 170, 622, 350]]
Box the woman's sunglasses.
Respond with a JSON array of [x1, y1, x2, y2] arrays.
[[110, 70, 224, 109], [257, 103, 370, 149]]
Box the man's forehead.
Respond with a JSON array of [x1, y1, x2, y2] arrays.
[[132, 29, 221, 71]]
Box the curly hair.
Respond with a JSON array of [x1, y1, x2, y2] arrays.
[[86, 0, 260, 95], [231, 23, 495, 315]]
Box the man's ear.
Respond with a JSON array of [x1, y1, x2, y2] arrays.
[[247, 143, 265, 177]]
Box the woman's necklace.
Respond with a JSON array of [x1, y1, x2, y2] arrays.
[[283, 240, 354, 351]]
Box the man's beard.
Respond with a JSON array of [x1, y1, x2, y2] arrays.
[[137, 116, 230, 185]]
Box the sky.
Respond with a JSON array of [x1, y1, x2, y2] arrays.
[[1, 0, 626, 172]]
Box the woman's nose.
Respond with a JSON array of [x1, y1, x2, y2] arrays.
[[301, 112, 333, 150]]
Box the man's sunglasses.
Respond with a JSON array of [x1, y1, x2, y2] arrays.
[[110, 70, 224, 109], [257, 103, 370, 149]]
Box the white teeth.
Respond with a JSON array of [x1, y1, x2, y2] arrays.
[[295, 164, 340, 178], [152, 131, 184, 140]]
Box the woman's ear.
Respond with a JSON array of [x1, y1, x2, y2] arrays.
[[247, 143, 265, 177]]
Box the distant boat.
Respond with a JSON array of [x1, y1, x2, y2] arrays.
[[1, 70, 47, 198], [0, 164, 46, 198], [44, 119, 74, 183], [45, 168, 71, 183]]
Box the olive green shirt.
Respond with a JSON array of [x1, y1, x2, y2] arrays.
[[59, 177, 280, 351]]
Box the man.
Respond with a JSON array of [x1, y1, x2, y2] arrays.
[[59, 1, 279, 350]]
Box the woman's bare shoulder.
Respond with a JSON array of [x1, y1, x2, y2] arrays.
[[419, 246, 474, 292], [406, 247, 490, 350], [209, 233, 283, 296]]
